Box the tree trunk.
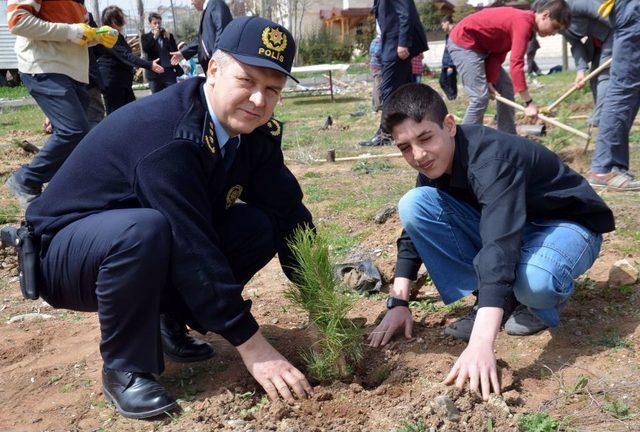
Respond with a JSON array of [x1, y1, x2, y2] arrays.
[[91, 0, 101, 25], [136, 0, 145, 35], [169, 0, 178, 34]]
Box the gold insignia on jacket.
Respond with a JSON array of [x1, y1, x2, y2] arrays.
[[226, 185, 243, 209], [266, 119, 281, 136], [204, 120, 216, 154]]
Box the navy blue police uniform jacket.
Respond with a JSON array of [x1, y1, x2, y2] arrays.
[[26, 77, 313, 346]]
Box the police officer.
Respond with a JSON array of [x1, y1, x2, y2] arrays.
[[24, 16, 313, 419]]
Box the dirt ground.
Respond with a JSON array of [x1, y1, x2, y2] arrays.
[[1, 113, 640, 432]]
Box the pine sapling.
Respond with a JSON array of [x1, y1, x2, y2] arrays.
[[286, 227, 363, 381]]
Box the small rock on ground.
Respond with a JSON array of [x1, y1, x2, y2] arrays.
[[609, 259, 639, 288]]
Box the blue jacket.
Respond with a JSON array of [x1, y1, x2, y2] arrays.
[[373, 0, 428, 62], [27, 78, 313, 346]]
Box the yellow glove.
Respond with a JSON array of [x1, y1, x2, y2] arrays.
[[598, 0, 615, 17], [67, 23, 96, 46], [96, 26, 119, 49]]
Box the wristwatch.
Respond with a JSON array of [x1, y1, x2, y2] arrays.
[[524, 98, 534, 107], [386, 297, 409, 309]]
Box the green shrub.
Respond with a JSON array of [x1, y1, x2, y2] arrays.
[[297, 27, 353, 65], [518, 412, 559, 432]]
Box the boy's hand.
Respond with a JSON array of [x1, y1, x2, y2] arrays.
[[443, 340, 500, 400], [397, 46, 410, 60], [368, 306, 413, 347], [237, 330, 313, 403], [443, 306, 503, 400]]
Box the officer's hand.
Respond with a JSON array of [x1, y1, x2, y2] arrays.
[[170, 51, 184, 66], [237, 330, 313, 404], [96, 26, 118, 48], [368, 306, 413, 347], [151, 58, 165, 74], [397, 46, 410, 60], [67, 23, 96, 46]]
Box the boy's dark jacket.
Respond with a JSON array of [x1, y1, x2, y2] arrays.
[[26, 78, 312, 346], [395, 124, 614, 309]]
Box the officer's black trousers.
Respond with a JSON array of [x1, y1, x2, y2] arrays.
[[40, 204, 278, 374], [379, 57, 413, 108]]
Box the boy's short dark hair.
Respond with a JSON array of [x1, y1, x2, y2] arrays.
[[535, 0, 571, 29], [381, 83, 449, 134], [441, 15, 454, 24], [148, 12, 162, 23]]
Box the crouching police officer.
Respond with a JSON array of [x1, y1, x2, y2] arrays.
[[21, 16, 314, 419]]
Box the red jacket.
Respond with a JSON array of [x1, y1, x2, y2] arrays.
[[450, 7, 534, 93]]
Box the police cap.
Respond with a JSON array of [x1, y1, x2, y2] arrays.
[[217, 16, 299, 83]]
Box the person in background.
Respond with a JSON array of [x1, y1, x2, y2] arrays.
[[526, 35, 542, 76], [587, 0, 640, 191], [4, 0, 117, 208], [369, 30, 383, 112], [439, 15, 457, 101], [562, 0, 611, 128], [141, 12, 180, 94], [96, 6, 164, 114], [411, 52, 424, 83], [447, 0, 570, 134], [86, 12, 106, 129], [176, 41, 198, 81], [359, 0, 428, 146], [170, 0, 232, 71]]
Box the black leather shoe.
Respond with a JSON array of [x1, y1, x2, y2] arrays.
[[160, 315, 215, 363], [358, 134, 393, 147], [102, 367, 177, 419]]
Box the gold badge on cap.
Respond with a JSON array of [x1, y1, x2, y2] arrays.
[[226, 185, 243, 209], [259, 27, 287, 63]]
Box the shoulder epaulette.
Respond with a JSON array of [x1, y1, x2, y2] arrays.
[[255, 118, 283, 144]]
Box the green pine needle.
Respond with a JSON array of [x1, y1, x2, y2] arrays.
[[286, 227, 363, 381]]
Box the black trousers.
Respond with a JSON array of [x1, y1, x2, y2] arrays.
[[40, 204, 278, 374], [103, 84, 136, 114], [379, 57, 413, 107], [439, 67, 458, 101], [148, 76, 177, 94]]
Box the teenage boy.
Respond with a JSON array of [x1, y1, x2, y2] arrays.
[[447, 0, 570, 134], [369, 83, 614, 399]]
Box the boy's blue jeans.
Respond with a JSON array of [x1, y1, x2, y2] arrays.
[[398, 187, 602, 327]]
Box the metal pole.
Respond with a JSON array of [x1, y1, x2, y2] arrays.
[[169, 0, 178, 34]]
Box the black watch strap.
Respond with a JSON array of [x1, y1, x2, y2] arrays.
[[524, 98, 533, 107], [386, 297, 410, 309]]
